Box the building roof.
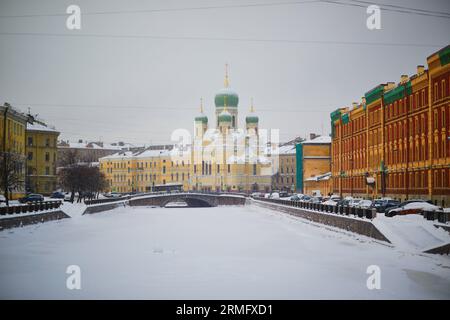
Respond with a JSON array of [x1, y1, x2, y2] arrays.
[[278, 144, 296, 155], [302, 135, 331, 145], [99, 151, 134, 160], [26, 122, 59, 133], [134, 149, 170, 158]]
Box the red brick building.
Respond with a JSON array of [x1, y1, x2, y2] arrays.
[[331, 45, 449, 206]]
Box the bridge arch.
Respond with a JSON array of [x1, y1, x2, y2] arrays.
[[128, 193, 245, 208]]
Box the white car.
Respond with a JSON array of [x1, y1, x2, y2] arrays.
[[269, 192, 280, 199], [357, 200, 373, 209], [322, 199, 338, 206], [348, 198, 363, 207]]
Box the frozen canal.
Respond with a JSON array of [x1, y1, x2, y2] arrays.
[[1, 205, 449, 299]]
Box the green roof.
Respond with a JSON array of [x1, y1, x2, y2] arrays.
[[215, 88, 239, 108], [218, 113, 232, 122], [330, 109, 341, 121], [439, 46, 450, 66], [342, 113, 350, 125], [195, 115, 208, 124], [383, 82, 412, 105], [246, 115, 259, 123], [365, 85, 384, 105]]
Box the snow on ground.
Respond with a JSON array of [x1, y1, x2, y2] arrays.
[[0, 205, 449, 299], [373, 214, 450, 252]]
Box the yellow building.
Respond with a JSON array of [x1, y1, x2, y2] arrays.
[[100, 148, 191, 193], [297, 134, 332, 196], [0, 103, 27, 199], [26, 120, 60, 195]]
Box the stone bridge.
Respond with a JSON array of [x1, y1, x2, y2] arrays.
[[128, 193, 246, 208]]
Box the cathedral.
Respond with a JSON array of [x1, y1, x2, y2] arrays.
[[190, 65, 272, 192]]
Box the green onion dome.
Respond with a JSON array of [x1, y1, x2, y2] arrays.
[[218, 109, 232, 123], [215, 87, 239, 108], [245, 115, 259, 124], [195, 115, 208, 124], [246, 99, 259, 124]]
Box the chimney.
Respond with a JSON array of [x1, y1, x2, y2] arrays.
[[400, 75, 409, 84], [386, 82, 396, 90], [361, 96, 366, 105], [78, 139, 83, 143], [309, 133, 318, 140], [352, 102, 358, 109], [417, 65, 425, 75]]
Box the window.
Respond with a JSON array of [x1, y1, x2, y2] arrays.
[[442, 80, 446, 99], [45, 138, 50, 147], [45, 152, 50, 162], [434, 83, 439, 101], [45, 166, 50, 175], [27, 152, 33, 160], [27, 137, 33, 146]]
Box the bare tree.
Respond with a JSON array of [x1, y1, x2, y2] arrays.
[[58, 164, 107, 203], [0, 152, 25, 206]]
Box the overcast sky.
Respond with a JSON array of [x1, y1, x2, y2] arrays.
[[0, 0, 449, 145]]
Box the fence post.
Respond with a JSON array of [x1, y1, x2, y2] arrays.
[[357, 208, 364, 218]]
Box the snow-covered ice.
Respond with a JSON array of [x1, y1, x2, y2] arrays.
[[0, 205, 449, 299]]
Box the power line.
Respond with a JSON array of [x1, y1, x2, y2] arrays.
[[322, 0, 450, 18], [0, 32, 443, 48], [10, 102, 340, 113], [345, 0, 450, 17], [0, 1, 320, 18], [0, 0, 448, 19]]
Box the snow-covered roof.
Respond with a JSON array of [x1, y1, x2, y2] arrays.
[[100, 148, 173, 161], [305, 172, 331, 181], [26, 122, 59, 133], [135, 149, 170, 158], [278, 144, 296, 155], [100, 151, 134, 160], [302, 135, 331, 144], [60, 142, 123, 150]]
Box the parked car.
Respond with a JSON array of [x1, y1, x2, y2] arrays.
[[269, 192, 280, 199], [387, 201, 441, 217], [322, 199, 338, 206], [371, 199, 400, 213], [301, 195, 312, 202], [310, 196, 323, 204], [264, 193, 271, 199], [50, 191, 65, 199], [356, 200, 373, 209], [290, 194, 301, 201], [329, 195, 341, 201], [251, 192, 263, 198], [19, 194, 44, 203], [0, 194, 5, 203], [348, 198, 364, 207], [279, 191, 289, 198], [385, 199, 434, 217]]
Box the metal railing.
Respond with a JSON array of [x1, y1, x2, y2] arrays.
[[254, 197, 377, 220], [422, 210, 450, 224], [0, 201, 63, 216]]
